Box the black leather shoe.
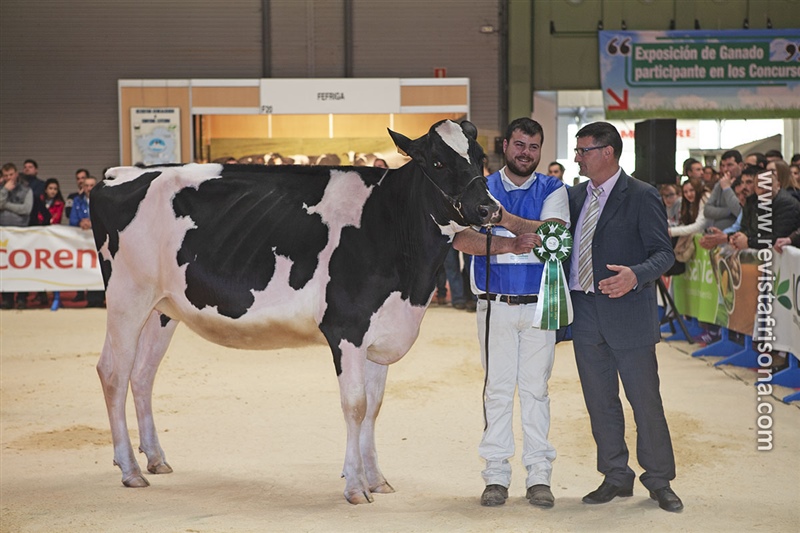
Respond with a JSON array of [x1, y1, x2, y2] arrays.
[[649, 487, 684, 512], [480, 484, 508, 506], [526, 484, 554, 508], [582, 481, 634, 504]]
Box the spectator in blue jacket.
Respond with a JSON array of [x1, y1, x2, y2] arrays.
[[69, 176, 104, 307]]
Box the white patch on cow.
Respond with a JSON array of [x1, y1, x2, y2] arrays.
[[306, 170, 372, 230], [435, 121, 470, 164], [102, 163, 223, 187], [434, 215, 470, 242], [354, 291, 427, 365]]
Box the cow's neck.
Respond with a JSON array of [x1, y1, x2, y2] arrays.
[[377, 166, 455, 304]]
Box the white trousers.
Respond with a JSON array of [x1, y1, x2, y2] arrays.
[[476, 299, 557, 488]]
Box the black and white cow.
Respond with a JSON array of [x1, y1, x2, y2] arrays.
[[90, 120, 500, 504]]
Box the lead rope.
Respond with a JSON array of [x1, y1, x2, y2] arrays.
[[482, 227, 493, 431]]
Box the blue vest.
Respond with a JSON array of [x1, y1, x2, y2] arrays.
[[472, 171, 563, 295]]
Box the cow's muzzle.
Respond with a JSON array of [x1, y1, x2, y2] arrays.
[[478, 202, 502, 227]]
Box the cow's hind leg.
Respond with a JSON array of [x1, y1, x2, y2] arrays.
[[361, 359, 394, 494], [131, 310, 178, 475], [337, 342, 373, 504], [97, 305, 153, 488]]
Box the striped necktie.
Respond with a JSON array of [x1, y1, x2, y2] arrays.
[[578, 186, 603, 293]]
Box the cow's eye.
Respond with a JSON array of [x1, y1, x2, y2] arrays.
[[433, 161, 444, 169]]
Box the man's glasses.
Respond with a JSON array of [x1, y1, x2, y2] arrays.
[[574, 145, 608, 156]]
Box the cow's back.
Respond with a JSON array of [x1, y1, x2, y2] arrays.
[[93, 163, 385, 350]]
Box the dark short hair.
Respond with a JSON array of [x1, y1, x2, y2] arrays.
[[2, 162, 17, 172], [682, 157, 700, 174], [76, 168, 90, 177], [741, 164, 761, 177], [765, 149, 783, 160], [548, 161, 565, 172], [745, 152, 767, 168], [721, 150, 742, 164], [23, 159, 38, 168], [576, 122, 623, 160], [505, 117, 544, 145]]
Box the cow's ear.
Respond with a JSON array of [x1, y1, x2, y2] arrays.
[[460, 121, 478, 140], [388, 128, 413, 157]]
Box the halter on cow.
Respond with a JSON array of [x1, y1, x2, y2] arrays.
[[90, 119, 501, 504]]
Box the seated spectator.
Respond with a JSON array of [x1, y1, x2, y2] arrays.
[[744, 152, 767, 169], [372, 158, 388, 169], [699, 177, 748, 250], [20, 159, 46, 199], [33, 178, 65, 225], [1, 162, 33, 309], [682, 157, 704, 183], [547, 161, 565, 181], [765, 149, 784, 163], [669, 177, 707, 237], [660, 183, 681, 227], [790, 162, 800, 183], [69, 176, 95, 229], [702, 165, 718, 192], [69, 176, 105, 307], [729, 164, 800, 250], [66, 168, 88, 219], [773, 160, 800, 203], [703, 150, 744, 230], [774, 228, 800, 253]]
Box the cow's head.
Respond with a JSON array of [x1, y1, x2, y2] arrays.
[[389, 120, 501, 228]]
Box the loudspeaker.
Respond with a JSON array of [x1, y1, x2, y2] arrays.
[[634, 119, 677, 185]]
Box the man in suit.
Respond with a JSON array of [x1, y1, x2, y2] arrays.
[[567, 122, 683, 513]]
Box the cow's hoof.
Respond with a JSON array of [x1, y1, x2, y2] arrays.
[[345, 490, 374, 505], [148, 462, 173, 475], [370, 481, 395, 494], [122, 474, 150, 488]]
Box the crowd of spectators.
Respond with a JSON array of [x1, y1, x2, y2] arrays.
[[1, 160, 103, 309], [661, 149, 800, 344]]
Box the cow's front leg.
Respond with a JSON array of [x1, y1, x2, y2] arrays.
[[361, 359, 394, 494], [337, 341, 372, 504]]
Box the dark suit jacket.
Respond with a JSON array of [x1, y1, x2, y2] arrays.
[[568, 171, 674, 350]]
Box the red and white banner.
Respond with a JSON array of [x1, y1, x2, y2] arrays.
[[0, 226, 104, 291]]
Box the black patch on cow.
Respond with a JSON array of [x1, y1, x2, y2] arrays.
[[172, 165, 336, 319], [319, 167, 452, 374], [90, 171, 163, 287], [160, 314, 172, 327]]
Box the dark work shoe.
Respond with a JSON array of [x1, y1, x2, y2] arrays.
[[582, 481, 633, 504], [649, 487, 684, 512], [526, 484, 554, 508], [480, 484, 508, 507]]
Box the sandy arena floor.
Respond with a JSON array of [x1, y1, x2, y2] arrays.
[[1, 305, 798, 532]]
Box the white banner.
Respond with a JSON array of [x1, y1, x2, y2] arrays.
[[771, 245, 800, 354], [259, 78, 401, 115], [0, 226, 104, 291]]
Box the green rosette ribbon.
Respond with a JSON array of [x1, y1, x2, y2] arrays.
[[532, 221, 573, 330]]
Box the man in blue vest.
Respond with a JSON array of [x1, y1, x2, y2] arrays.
[[454, 117, 569, 508]]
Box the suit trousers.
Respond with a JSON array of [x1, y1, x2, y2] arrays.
[[476, 299, 557, 488], [570, 290, 676, 491]]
